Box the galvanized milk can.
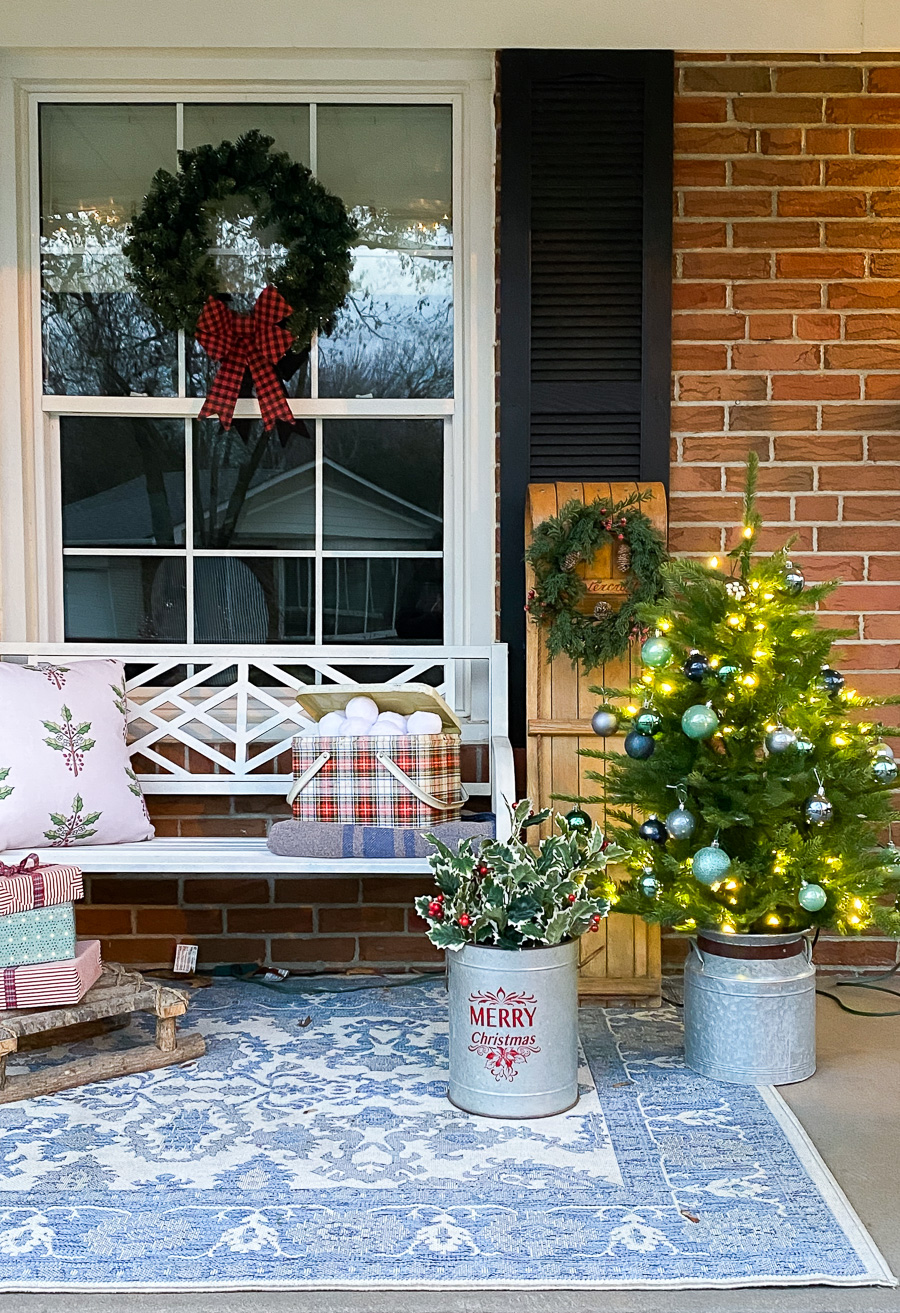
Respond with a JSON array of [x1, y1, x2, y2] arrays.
[[684, 929, 816, 1085], [447, 940, 579, 1117]]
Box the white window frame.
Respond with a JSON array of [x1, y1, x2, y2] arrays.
[[0, 51, 496, 651]]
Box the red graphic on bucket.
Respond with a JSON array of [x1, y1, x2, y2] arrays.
[[467, 986, 540, 1082]]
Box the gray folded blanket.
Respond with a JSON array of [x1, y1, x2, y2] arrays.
[[267, 817, 495, 859]]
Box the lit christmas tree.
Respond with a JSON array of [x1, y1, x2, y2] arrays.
[[571, 453, 900, 938]]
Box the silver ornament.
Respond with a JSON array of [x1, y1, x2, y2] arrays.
[[665, 803, 697, 841], [765, 725, 797, 755], [873, 756, 899, 785], [591, 709, 619, 737], [781, 561, 805, 596], [804, 791, 833, 826], [874, 743, 895, 761]]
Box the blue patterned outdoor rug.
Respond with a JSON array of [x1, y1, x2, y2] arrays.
[[0, 979, 892, 1292]]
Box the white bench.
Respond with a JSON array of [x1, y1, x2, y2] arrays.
[[0, 644, 515, 873]]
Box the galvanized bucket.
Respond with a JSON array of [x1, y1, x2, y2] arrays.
[[684, 929, 816, 1085], [447, 939, 579, 1118]]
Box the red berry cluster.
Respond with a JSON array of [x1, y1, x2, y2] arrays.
[[427, 893, 445, 919], [458, 914, 472, 928], [589, 913, 602, 933]]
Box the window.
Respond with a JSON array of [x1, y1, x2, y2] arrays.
[[39, 97, 457, 645]]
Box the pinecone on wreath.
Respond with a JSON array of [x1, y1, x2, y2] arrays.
[[593, 599, 613, 621], [563, 550, 582, 571], [617, 543, 632, 573]]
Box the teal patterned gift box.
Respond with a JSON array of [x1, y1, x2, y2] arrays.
[[0, 902, 76, 968]]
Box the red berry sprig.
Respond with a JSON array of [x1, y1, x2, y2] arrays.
[[458, 914, 471, 928], [589, 913, 602, 934], [427, 893, 445, 919]]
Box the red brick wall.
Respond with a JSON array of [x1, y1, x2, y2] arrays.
[[668, 51, 900, 976]]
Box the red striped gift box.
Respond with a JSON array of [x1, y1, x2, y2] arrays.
[[0, 855, 83, 917], [0, 938, 101, 1010]]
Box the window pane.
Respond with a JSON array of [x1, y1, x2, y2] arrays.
[[316, 105, 453, 399], [61, 417, 185, 547], [193, 419, 315, 549], [40, 104, 178, 396], [63, 556, 186, 641], [323, 420, 442, 551], [182, 106, 313, 400], [316, 105, 452, 233], [182, 105, 310, 161], [323, 558, 442, 644], [194, 557, 314, 643]]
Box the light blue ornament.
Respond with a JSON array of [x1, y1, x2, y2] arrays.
[[681, 703, 719, 740], [641, 636, 673, 668], [665, 803, 697, 841], [798, 882, 827, 912], [692, 841, 731, 885]]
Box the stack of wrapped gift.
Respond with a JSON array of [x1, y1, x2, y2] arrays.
[[0, 855, 102, 1009]]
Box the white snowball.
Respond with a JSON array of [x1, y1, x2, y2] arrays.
[[343, 716, 374, 737], [371, 714, 403, 736], [345, 696, 379, 724], [406, 710, 443, 736], [317, 711, 347, 737], [375, 714, 404, 735]]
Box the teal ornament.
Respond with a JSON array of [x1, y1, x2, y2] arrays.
[[565, 808, 592, 833], [716, 663, 739, 683], [641, 635, 672, 668], [798, 882, 827, 913], [639, 870, 659, 898], [665, 803, 697, 841], [795, 731, 814, 754], [624, 730, 656, 760], [874, 756, 899, 785], [634, 706, 663, 735], [692, 841, 731, 885], [681, 704, 719, 740]]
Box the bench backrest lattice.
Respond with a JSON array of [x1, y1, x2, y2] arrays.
[[0, 644, 509, 799]]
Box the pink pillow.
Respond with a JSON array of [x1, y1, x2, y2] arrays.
[[0, 659, 154, 850]]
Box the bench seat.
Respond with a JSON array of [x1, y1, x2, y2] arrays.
[[0, 838, 434, 875]]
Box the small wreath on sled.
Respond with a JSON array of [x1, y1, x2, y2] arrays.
[[123, 131, 357, 431], [525, 490, 668, 671]]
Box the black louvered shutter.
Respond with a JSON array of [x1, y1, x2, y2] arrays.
[[499, 50, 673, 745]]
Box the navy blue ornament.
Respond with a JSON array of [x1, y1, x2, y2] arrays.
[[638, 815, 667, 845], [624, 730, 656, 760], [634, 706, 663, 736], [683, 650, 711, 682], [820, 667, 845, 698]]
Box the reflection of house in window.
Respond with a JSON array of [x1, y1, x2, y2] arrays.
[[62, 458, 442, 643]]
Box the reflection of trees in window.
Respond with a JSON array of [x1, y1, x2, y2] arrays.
[[319, 206, 453, 399], [42, 209, 176, 396]]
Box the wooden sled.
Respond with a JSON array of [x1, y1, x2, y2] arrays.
[[0, 963, 206, 1104]]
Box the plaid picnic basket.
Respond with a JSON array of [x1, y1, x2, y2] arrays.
[[288, 684, 464, 827]]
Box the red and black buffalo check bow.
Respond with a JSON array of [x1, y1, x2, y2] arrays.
[[196, 285, 295, 431]]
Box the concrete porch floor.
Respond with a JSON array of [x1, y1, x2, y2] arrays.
[[1, 994, 898, 1313]]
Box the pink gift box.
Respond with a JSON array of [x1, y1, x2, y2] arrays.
[[0, 855, 83, 917], [0, 938, 101, 1010]]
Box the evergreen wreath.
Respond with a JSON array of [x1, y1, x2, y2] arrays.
[[525, 489, 668, 670], [123, 130, 357, 348]]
